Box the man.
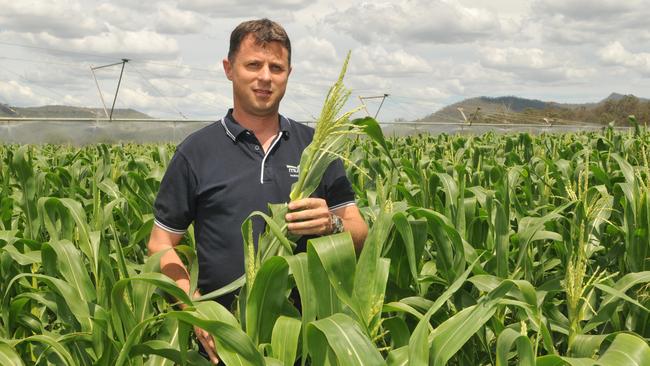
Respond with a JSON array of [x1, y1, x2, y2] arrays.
[[147, 19, 368, 364]]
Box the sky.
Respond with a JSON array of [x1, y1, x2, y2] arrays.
[[0, 0, 649, 122]]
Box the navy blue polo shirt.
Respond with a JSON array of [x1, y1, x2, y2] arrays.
[[153, 109, 356, 298]]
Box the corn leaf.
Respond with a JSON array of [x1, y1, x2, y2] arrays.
[[271, 316, 302, 366], [496, 328, 535, 366], [245, 256, 289, 344], [307, 313, 385, 366], [307, 232, 356, 318], [0, 344, 24, 366]]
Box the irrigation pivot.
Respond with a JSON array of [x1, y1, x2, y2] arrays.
[[90, 58, 130, 120]]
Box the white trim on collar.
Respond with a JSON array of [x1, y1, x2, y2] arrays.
[[260, 131, 284, 184], [219, 118, 236, 142]]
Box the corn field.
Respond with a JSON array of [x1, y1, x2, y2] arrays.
[[0, 124, 649, 365]]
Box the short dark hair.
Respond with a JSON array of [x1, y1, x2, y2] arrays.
[[228, 18, 292, 65]]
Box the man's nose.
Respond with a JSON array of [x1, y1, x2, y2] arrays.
[[257, 65, 271, 81]]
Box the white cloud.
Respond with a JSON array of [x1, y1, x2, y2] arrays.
[[540, 25, 596, 45], [480, 46, 595, 82], [291, 61, 339, 86], [184, 90, 231, 108], [61, 94, 82, 105], [20, 67, 90, 89], [291, 42, 432, 96], [93, 3, 147, 32], [147, 79, 194, 98], [177, 0, 311, 18], [32, 28, 179, 59], [176, 90, 231, 118], [0, 0, 102, 38], [533, 0, 645, 20], [482, 47, 550, 70], [443, 61, 508, 83], [325, 0, 504, 44], [155, 4, 208, 35], [348, 74, 392, 94], [98, 0, 159, 12], [531, 0, 650, 45], [1, 0, 648, 122], [285, 82, 328, 104], [352, 46, 432, 76], [397, 87, 449, 101], [118, 87, 158, 109], [132, 60, 195, 80], [599, 42, 650, 76], [294, 37, 338, 63], [441, 79, 465, 94], [291, 38, 342, 85], [0, 80, 53, 106], [93, 2, 208, 35]]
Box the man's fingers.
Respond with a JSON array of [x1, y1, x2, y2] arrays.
[[195, 327, 220, 364], [201, 338, 219, 364], [287, 217, 328, 230], [197, 328, 211, 341], [290, 228, 328, 236], [286, 208, 326, 222], [286, 199, 329, 223], [286, 197, 334, 234], [287, 218, 331, 236], [287, 198, 311, 211], [288, 198, 327, 211]]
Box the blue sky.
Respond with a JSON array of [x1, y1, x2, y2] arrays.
[[0, 0, 648, 121]]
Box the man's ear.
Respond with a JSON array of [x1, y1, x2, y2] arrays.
[[223, 58, 233, 81]]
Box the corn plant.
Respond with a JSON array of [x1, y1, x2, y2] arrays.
[[2, 110, 650, 364]]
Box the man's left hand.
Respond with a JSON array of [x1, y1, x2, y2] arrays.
[[286, 198, 333, 236]]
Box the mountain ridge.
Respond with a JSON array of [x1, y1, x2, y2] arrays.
[[0, 103, 152, 119], [3, 93, 649, 124], [417, 93, 650, 125]]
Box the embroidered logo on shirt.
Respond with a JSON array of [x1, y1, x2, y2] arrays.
[[286, 164, 300, 178]]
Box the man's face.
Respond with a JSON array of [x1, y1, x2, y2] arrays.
[[223, 34, 291, 119]]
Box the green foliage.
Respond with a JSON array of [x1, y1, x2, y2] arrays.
[[2, 116, 650, 364]]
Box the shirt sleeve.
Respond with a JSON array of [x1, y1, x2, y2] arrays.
[[153, 151, 197, 234], [318, 158, 356, 210]]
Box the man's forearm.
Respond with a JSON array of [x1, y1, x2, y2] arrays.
[[160, 248, 191, 294], [341, 216, 368, 252], [147, 226, 194, 307], [157, 244, 199, 309], [332, 205, 368, 252]]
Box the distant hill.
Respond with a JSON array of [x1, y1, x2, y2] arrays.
[[0, 103, 18, 117], [602, 92, 649, 103], [0, 104, 152, 119], [417, 93, 650, 125], [418, 96, 553, 123]]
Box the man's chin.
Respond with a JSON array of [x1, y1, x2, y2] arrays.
[[250, 106, 279, 117], [254, 101, 281, 113]]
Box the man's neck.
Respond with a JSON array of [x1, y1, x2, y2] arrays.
[[232, 108, 279, 137]]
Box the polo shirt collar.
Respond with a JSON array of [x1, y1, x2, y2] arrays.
[[221, 109, 291, 142]]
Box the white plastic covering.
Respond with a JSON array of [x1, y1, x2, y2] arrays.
[[0, 118, 625, 144]]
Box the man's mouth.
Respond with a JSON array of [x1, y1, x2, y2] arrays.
[[253, 89, 272, 97]]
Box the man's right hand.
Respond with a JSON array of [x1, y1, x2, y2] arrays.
[[147, 227, 220, 364], [195, 325, 219, 364], [186, 292, 219, 364]]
